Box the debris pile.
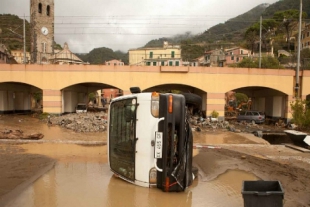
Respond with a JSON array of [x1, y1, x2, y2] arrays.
[[49, 112, 108, 133], [0, 129, 44, 140], [189, 115, 231, 132]]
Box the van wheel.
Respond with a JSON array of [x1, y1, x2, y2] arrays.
[[181, 93, 202, 107]]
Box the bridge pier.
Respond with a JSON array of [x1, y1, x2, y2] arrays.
[[43, 89, 62, 114], [206, 93, 225, 120]]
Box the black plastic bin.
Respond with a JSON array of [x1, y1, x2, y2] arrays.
[[242, 180, 284, 207]]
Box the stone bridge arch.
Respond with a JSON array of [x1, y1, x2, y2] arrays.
[[47, 82, 124, 114], [143, 83, 207, 115], [0, 81, 42, 114], [225, 86, 290, 119]]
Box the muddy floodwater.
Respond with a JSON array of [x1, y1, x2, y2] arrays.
[[0, 115, 266, 207], [0, 115, 106, 142], [1, 143, 259, 207]]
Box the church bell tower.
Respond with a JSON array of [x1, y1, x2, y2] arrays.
[[30, 0, 54, 64]]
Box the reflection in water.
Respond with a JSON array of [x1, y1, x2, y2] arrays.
[[4, 163, 258, 207]]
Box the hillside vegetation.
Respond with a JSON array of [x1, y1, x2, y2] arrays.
[[143, 0, 310, 61], [76, 47, 129, 65], [1, 0, 309, 65], [0, 14, 31, 51]]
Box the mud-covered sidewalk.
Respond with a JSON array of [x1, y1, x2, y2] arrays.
[[0, 114, 310, 206]]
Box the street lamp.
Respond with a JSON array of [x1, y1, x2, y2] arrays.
[[295, 0, 302, 98]]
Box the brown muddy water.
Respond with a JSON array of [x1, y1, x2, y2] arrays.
[[0, 115, 106, 141], [4, 163, 258, 207], [0, 115, 260, 207]]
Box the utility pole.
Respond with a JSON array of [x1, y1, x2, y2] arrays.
[[295, 0, 302, 98], [259, 16, 262, 68], [23, 15, 26, 64]]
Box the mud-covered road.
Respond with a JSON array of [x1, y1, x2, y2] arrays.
[[0, 114, 310, 207]]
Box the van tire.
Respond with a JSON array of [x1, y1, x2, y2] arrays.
[[181, 93, 202, 107]]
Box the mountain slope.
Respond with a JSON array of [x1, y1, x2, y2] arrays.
[[144, 0, 310, 48], [263, 0, 310, 18], [76, 47, 129, 65], [0, 14, 31, 51], [195, 4, 270, 43]]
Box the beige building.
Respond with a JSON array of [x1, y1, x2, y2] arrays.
[[129, 41, 182, 66], [49, 43, 86, 65], [300, 23, 310, 50], [105, 59, 124, 66], [11, 50, 31, 64]]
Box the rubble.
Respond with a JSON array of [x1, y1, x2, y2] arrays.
[[48, 112, 108, 133], [0, 129, 44, 140]]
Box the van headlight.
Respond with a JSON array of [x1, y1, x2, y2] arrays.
[[149, 167, 157, 187], [151, 92, 159, 117]]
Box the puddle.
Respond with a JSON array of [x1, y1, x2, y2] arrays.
[[3, 163, 258, 207]]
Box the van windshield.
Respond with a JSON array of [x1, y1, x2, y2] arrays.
[[109, 98, 137, 181]]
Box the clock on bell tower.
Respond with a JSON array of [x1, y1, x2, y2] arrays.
[[30, 0, 54, 64]]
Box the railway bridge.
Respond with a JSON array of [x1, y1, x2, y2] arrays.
[[1, 64, 309, 120]]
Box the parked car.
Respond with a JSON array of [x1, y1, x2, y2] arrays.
[[237, 111, 265, 124], [76, 103, 87, 113]]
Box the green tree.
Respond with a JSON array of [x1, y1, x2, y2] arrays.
[[236, 56, 283, 69], [244, 29, 258, 54], [290, 99, 310, 130], [261, 56, 282, 69], [301, 48, 310, 70], [235, 93, 248, 105], [245, 19, 277, 54], [273, 10, 307, 50], [32, 92, 42, 103], [236, 57, 257, 68], [88, 92, 96, 101], [181, 41, 205, 61]]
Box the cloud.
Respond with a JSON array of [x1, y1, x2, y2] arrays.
[[0, 0, 279, 53]]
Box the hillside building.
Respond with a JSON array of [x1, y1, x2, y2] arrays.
[[11, 50, 31, 64], [0, 44, 11, 64], [225, 47, 251, 65], [204, 49, 226, 67], [129, 41, 182, 66], [49, 43, 86, 65], [299, 23, 310, 50], [105, 59, 124, 66]]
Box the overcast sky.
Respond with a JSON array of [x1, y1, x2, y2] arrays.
[[0, 0, 279, 53]]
